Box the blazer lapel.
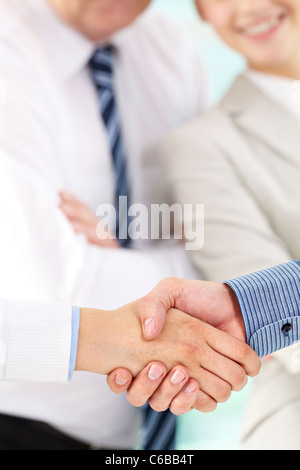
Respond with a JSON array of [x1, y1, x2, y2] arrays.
[[220, 74, 300, 167]]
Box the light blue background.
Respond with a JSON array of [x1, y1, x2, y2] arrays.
[[154, 0, 246, 100], [153, 0, 250, 450]]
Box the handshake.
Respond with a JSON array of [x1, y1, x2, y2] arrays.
[[75, 277, 261, 416]]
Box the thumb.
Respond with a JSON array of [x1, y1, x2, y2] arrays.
[[106, 368, 133, 394], [138, 278, 179, 341], [141, 305, 167, 341]]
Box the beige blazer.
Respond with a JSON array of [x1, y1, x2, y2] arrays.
[[161, 74, 300, 449]]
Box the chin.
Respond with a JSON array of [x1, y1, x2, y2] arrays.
[[79, 25, 111, 42], [83, 19, 135, 42], [248, 47, 294, 72]]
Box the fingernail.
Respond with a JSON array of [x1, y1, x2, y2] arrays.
[[115, 373, 129, 386], [148, 364, 164, 381], [144, 317, 156, 336], [171, 370, 185, 385], [185, 382, 197, 394]]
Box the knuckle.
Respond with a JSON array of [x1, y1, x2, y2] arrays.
[[236, 343, 262, 377], [161, 277, 178, 288], [184, 341, 199, 358], [231, 366, 247, 390], [170, 400, 190, 416], [214, 381, 232, 403], [195, 394, 217, 413], [236, 341, 252, 361], [170, 389, 196, 416], [180, 333, 204, 359], [148, 397, 168, 413], [250, 358, 262, 377], [126, 391, 147, 408]]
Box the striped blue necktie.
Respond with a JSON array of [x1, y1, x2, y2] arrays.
[[89, 46, 130, 246], [89, 46, 177, 450]]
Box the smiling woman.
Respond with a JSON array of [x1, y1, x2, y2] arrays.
[[195, 0, 300, 78], [46, 0, 152, 40]]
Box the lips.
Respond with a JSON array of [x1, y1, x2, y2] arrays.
[[238, 12, 287, 40]]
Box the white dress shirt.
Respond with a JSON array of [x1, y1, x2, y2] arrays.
[[0, 0, 210, 448]]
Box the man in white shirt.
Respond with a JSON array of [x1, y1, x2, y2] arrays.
[[0, 0, 210, 450]]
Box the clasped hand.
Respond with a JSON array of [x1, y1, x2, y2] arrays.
[[105, 278, 261, 415], [76, 281, 261, 416]]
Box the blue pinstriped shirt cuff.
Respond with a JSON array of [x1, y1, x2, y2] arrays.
[[225, 260, 300, 358], [68, 306, 80, 381]]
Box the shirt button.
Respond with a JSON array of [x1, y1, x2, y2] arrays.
[[282, 323, 292, 336]]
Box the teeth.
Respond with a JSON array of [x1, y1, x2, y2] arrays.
[[244, 17, 280, 35]]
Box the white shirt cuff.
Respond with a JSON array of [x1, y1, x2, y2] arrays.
[[1, 299, 72, 383]]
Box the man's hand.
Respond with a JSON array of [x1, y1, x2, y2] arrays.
[[106, 278, 261, 414], [59, 191, 120, 248], [139, 277, 246, 342], [75, 299, 260, 413]]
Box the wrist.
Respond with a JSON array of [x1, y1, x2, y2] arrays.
[[75, 307, 110, 374], [223, 284, 247, 343], [75, 304, 151, 376]]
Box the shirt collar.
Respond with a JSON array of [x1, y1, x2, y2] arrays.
[[246, 69, 300, 120], [26, 0, 112, 82]]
